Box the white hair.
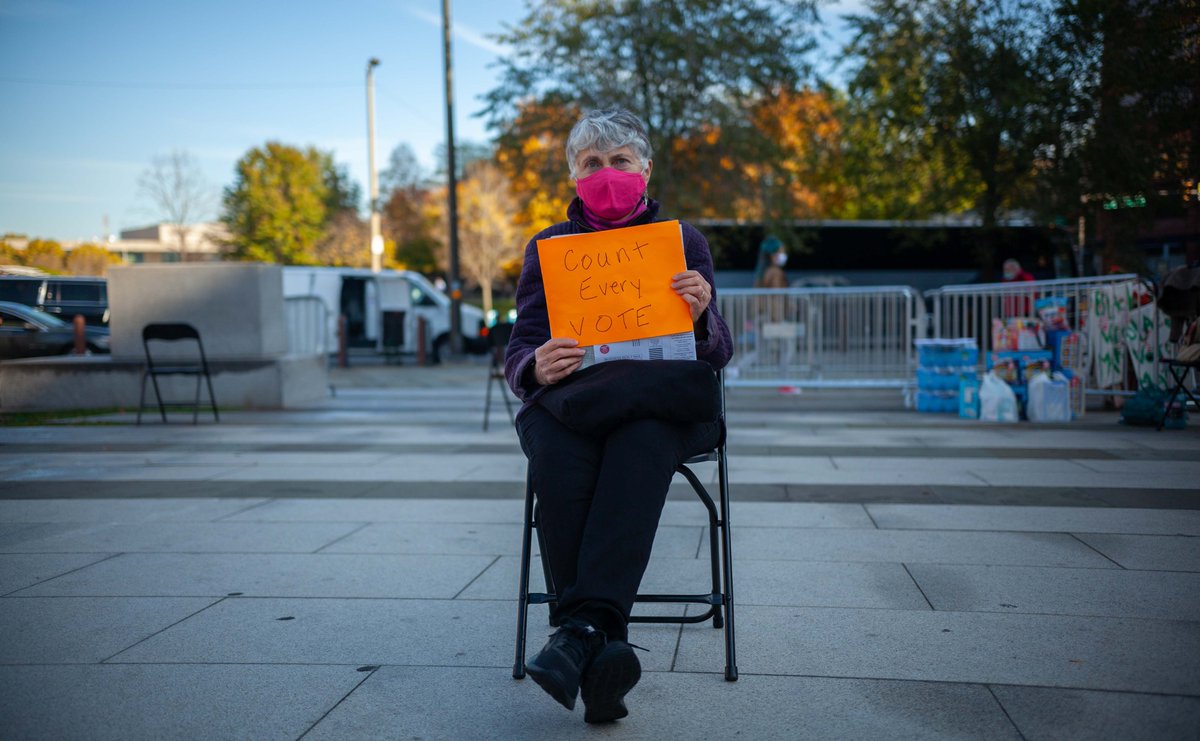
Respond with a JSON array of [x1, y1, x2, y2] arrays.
[[565, 107, 653, 179]]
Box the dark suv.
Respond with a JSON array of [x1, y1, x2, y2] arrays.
[[0, 276, 109, 325]]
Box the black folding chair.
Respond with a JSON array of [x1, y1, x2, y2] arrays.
[[136, 323, 219, 424], [513, 371, 737, 682], [482, 322, 516, 432]]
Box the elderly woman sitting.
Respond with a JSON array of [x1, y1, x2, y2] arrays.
[[505, 107, 732, 723]]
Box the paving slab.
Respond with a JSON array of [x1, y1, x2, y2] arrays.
[[219, 497, 527, 524], [110, 597, 681, 672], [4, 466, 238, 482], [305, 666, 1020, 740], [969, 469, 1200, 490], [1074, 534, 1200, 572], [0, 553, 117, 595], [0, 664, 366, 741], [0, 521, 365, 554], [990, 685, 1200, 741], [11, 552, 497, 599], [458, 555, 931, 612], [728, 527, 1117, 568], [868, 505, 1200, 535], [320, 521, 701, 559], [728, 458, 985, 487], [907, 563, 1200, 621], [0, 596, 217, 663], [674, 605, 1200, 695], [0, 498, 266, 523], [662, 501, 874, 528]]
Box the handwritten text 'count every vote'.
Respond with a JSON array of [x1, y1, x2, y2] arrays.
[[564, 241, 649, 335], [536, 220, 693, 347]]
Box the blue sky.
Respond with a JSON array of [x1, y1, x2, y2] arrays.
[[0, 0, 860, 241]]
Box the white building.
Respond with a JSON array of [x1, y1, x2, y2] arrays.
[[113, 222, 229, 263]]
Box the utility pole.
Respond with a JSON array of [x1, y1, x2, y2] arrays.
[[367, 58, 383, 274], [442, 0, 463, 355]]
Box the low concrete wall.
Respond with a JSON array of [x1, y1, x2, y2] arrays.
[[0, 262, 330, 413], [108, 263, 286, 361], [0, 354, 328, 413]]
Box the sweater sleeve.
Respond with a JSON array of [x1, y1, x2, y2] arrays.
[[682, 223, 733, 370], [504, 226, 561, 400]]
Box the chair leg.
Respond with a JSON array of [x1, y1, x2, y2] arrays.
[[192, 375, 202, 425], [717, 446, 738, 681], [204, 371, 219, 422], [483, 371, 494, 432], [513, 477, 536, 679], [149, 372, 168, 423], [1158, 365, 1198, 431], [136, 370, 148, 425], [533, 502, 560, 626], [503, 381, 515, 426], [707, 499, 723, 630]]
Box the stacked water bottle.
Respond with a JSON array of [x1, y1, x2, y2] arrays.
[[914, 338, 979, 413]]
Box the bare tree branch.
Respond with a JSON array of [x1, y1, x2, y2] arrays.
[[137, 150, 215, 260]]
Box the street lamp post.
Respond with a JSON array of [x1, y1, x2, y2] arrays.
[[442, 0, 463, 355], [366, 57, 383, 274]]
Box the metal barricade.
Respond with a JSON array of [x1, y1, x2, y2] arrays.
[[927, 274, 1158, 395], [718, 286, 925, 388], [285, 295, 331, 357]]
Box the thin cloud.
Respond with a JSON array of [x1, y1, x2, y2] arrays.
[[403, 3, 508, 56]]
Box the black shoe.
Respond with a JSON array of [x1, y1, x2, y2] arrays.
[[524, 619, 606, 710], [581, 640, 642, 723]]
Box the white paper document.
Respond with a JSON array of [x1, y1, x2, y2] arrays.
[[581, 331, 697, 367]]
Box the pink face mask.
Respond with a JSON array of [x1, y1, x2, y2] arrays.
[[575, 167, 647, 221]]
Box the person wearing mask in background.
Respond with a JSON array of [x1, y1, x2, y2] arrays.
[[1001, 259, 1036, 315], [1001, 259, 1035, 284], [754, 235, 788, 288]]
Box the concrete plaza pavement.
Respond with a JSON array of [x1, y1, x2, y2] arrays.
[[1, 358, 1198, 739]]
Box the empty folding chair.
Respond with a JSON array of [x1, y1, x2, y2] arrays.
[[136, 322, 219, 424], [483, 322, 516, 432]]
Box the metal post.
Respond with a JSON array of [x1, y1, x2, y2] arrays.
[[73, 315, 86, 354], [367, 58, 383, 274], [442, 0, 463, 355]]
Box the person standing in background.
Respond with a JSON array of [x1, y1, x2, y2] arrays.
[[754, 235, 788, 288]]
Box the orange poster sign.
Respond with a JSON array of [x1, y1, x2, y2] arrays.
[[536, 220, 693, 347]]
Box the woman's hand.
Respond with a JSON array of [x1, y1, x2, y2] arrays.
[[533, 337, 585, 386], [672, 270, 712, 323]]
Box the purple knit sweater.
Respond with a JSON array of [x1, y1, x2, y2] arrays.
[[504, 197, 733, 414]]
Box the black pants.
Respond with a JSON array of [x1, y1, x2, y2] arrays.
[[517, 403, 721, 641]]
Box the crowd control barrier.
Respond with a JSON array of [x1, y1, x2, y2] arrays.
[[717, 286, 925, 388], [927, 274, 1160, 395]]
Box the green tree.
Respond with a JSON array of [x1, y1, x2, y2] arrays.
[[65, 243, 122, 276], [313, 210, 371, 267], [843, 0, 1056, 271], [319, 152, 362, 214], [1036, 0, 1198, 269], [485, 0, 819, 218], [222, 142, 329, 264], [380, 142, 442, 274], [22, 239, 66, 273]]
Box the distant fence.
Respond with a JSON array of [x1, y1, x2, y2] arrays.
[[927, 274, 1160, 395], [718, 286, 925, 388], [285, 296, 330, 357]]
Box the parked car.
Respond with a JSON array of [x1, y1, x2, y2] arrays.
[[0, 276, 109, 325], [0, 301, 110, 359]]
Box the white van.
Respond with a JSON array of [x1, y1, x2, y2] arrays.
[[282, 267, 487, 361]]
